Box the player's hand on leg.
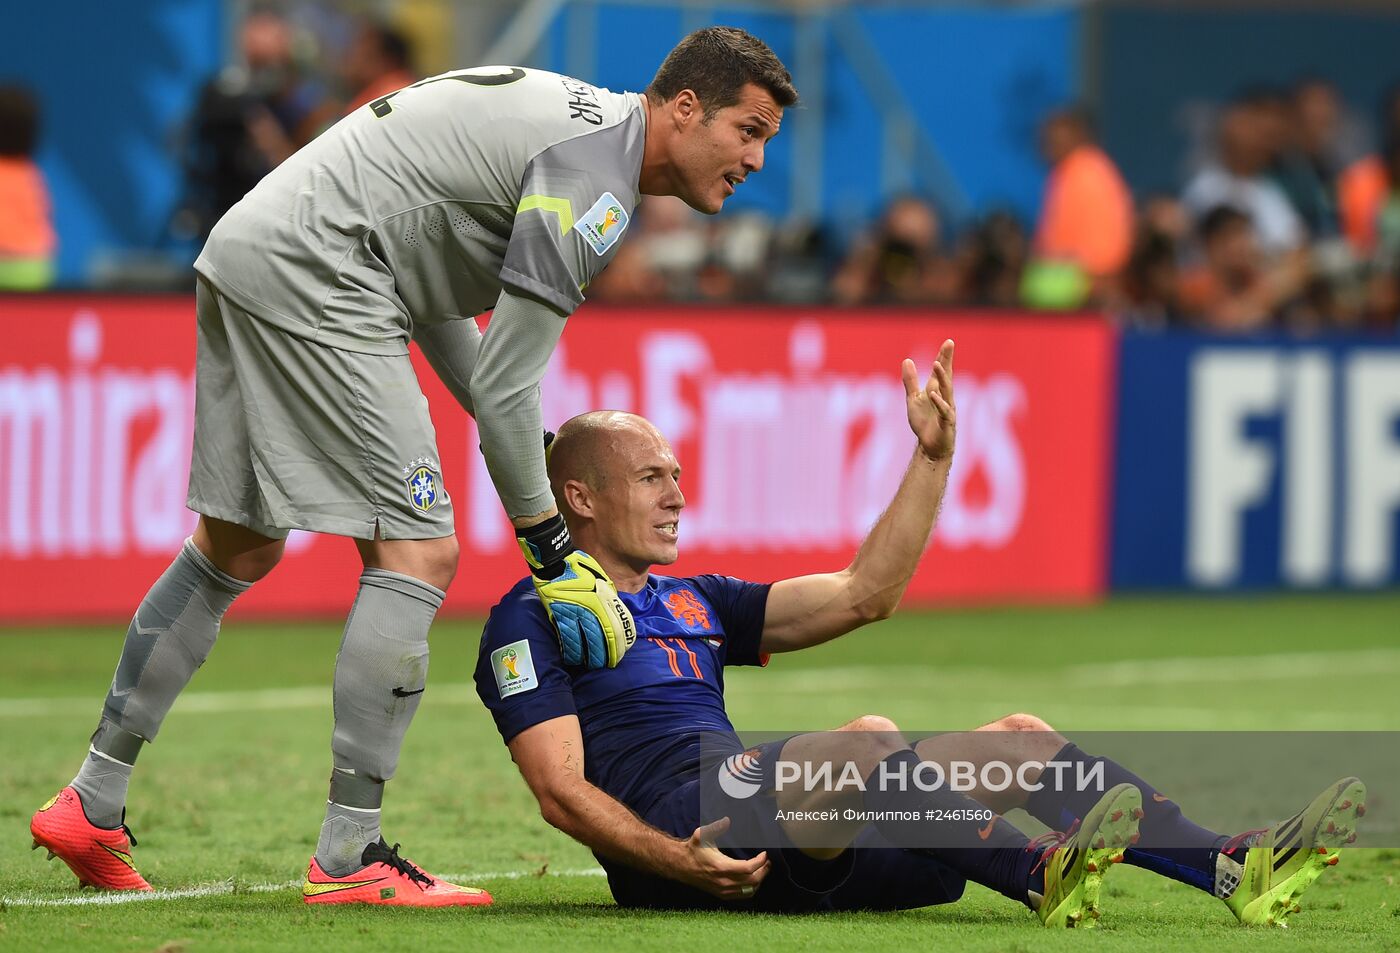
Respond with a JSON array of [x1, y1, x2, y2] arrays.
[[532, 550, 636, 668], [681, 817, 771, 901]]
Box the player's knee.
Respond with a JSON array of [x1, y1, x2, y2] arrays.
[[196, 518, 284, 582], [844, 714, 904, 760], [412, 535, 459, 591], [846, 713, 900, 735], [993, 712, 1054, 733], [228, 544, 283, 582], [430, 534, 460, 587], [840, 715, 905, 767]]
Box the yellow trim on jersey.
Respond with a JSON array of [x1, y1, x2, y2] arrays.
[[517, 195, 575, 236]]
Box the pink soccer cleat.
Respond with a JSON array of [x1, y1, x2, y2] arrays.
[[302, 839, 493, 907], [30, 786, 152, 891]]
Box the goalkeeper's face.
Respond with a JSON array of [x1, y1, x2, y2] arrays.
[[588, 424, 686, 572], [668, 82, 783, 214]]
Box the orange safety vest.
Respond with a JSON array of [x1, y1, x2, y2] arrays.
[[1034, 145, 1133, 277], [0, 157, 56, 258]]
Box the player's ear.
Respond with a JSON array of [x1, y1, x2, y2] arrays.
[[673, 89, 700, 127], [562, 479, 594, 520]]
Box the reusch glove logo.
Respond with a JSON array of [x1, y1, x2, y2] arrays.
[[614, 594, 636, 648]]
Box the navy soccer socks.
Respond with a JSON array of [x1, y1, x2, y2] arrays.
[[1024, 743, 1226, 893], [864, 750, 1045, 905]]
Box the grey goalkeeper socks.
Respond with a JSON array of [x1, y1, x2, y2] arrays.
[[315, 568, 443, 877], [102, 537, 251, 738], [73, 537, 251, 826], [70, 744, 137, 829], [316, 802, 385, 878]]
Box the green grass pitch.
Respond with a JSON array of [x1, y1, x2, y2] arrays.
[[3, 594, 1399, 952]]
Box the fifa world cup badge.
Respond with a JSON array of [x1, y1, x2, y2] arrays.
[[492, 640, 538, 697], [575, 192, 629, 256]]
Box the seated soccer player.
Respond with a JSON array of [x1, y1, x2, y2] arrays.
[[474, 343, 1364, 927]]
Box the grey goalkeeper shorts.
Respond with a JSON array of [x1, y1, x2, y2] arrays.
[[186, 277, 455, 541]]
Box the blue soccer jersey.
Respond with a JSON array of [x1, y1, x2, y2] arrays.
[[474, 573, 770, 815]]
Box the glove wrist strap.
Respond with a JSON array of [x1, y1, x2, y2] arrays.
[[518, 513, 575, 580]]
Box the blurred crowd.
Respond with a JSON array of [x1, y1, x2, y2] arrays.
[[4, 7, 1400, 333], [598, 80, 1400, 333], [171, 8, 415, 241]]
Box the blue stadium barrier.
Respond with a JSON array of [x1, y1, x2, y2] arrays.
[[1111, 329, 1400, 590]]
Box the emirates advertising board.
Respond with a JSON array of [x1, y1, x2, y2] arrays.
[[0, 296, 1114, 621]]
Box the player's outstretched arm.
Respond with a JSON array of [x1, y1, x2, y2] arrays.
[[470, 289, 571, 522], [508, 715, 769, 900], [761, 341, 956, 654], [472, 290, 635, 669]]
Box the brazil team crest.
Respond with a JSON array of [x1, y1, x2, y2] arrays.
[[403, 458, 444, 514]]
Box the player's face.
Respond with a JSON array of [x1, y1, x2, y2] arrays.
[[592, 426, 686, 572], [675, 83, 783, 214]]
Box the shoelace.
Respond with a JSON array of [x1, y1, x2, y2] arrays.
[[1220, 828, 1267, 855], [118, 808, 138, 847], [1026, 818, 1080, 877], [378, 843, 434, 888]]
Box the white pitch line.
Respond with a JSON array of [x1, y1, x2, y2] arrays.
[[5, 647, 1400, 719], [0, 683, 481, 719], [1062, 647, 1400, 687], [1, 867, 606, 908], [739, 648, 1400, 692]]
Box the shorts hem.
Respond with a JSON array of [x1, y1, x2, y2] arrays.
[[185, 499, 292, 540], [188, 500, 455, 543]]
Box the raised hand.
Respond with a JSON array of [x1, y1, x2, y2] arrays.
[[902, 339, 956, 463]]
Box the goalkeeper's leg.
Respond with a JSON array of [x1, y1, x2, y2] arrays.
[[34, 517, 279, 889], [309, 535, 489, 907], [313, 536, 456, 880]]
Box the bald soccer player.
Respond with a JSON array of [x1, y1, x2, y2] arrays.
[[31, 27, 796, 906], [475, 348, 1365, 928]]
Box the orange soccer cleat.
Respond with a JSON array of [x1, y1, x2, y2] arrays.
[[302, 839, 493, 907], [30, 787, 152, 891]]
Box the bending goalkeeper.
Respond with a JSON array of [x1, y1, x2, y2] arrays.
[[31, 27, 795, 903], [475, 342, 1365, 926]]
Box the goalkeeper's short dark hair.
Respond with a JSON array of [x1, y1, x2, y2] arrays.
[[646, 26, 798, 119]]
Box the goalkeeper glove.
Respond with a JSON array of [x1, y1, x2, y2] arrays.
[[518, 514, 635, 668]]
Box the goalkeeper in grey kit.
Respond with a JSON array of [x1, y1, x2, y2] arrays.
[[29, 27, 797, 905]]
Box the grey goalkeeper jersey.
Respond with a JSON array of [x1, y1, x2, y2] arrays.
[[195, 66, 646, 356]]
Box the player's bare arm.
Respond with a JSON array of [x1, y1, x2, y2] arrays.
[[760, 340, 956, 654], [507, 715, 769, 900]]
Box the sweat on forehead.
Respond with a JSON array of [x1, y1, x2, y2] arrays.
[[548, 411, 662, 489]]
